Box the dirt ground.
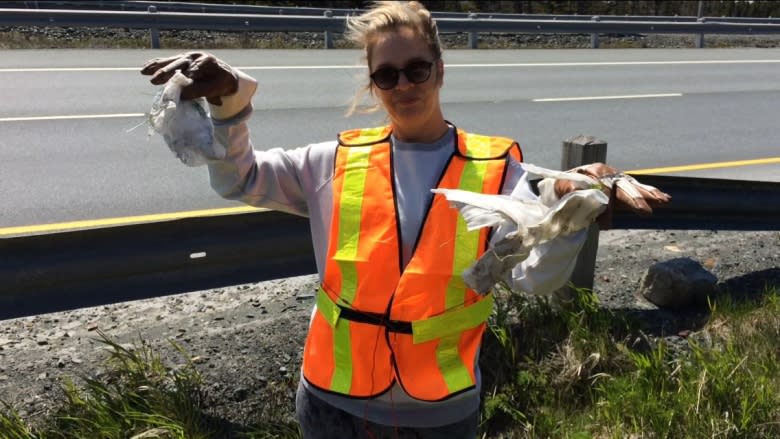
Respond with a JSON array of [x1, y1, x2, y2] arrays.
[[1, 229, 778, 430]]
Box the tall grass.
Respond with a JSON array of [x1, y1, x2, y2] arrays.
[[2, 287, 779, 438], [480, 284, 780, 438], [0, 330, 299, 438]]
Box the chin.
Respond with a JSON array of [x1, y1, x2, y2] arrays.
[[391, 106, 426, 121]]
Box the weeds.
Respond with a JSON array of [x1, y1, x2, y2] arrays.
[[0, 330, 299, 439], [481, 285, 780, 438], [2, 287, 779, 438], [0, 401, 36, 439]]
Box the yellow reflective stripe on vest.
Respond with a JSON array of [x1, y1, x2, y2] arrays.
[[331, 319, 352, 393], [412, 293, 494, 344], [340, 126, 391, 146], [461, 132, 494, 158], [334, 146, 371, 305], [315, 287, 352, 393], [316, 287, 341, 327], [437, 159, 491, 392], [446, 160, 489, 308], [329, 145, 372, 394], [353, 126, 389, 144]]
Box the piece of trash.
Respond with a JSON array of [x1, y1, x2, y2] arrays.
[[433, 163, 609, 294], [148, 71, 224, 166]]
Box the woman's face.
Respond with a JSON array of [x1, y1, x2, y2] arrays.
[[369, 26, 444, 140]]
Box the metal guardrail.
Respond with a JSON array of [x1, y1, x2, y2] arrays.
[[0, 210, 316, 320], [1, 175, 778, 321], [4, 1, 780, 24], [2, 8, 780, 49]]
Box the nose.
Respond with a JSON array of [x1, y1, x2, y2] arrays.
[[394, 71, 413, 90]]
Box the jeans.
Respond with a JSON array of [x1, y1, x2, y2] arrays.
[[295, 382, 480, 439]]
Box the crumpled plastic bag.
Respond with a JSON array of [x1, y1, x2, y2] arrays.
[[148, 71, 224, 166], [432, 163, 609, 294]]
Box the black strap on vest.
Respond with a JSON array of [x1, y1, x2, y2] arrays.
[[337, 305, 413, 334]]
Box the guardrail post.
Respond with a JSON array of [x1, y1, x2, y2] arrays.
[[695, 17, 706, 48], [324, 10, 333, 49], [556, 135, 607, 299], [148, 5, 160, 49], [590, 15, 600, 48], [468, 13, 478, 49]]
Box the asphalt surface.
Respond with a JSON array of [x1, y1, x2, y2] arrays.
[[1, 48, 779, 230]]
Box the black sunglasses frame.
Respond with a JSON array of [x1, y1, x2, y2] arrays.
[[370, 59, 437, 90]]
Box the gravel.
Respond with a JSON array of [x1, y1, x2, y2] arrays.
[[1, 229, 778, 429], [2, 26, 780, 49]]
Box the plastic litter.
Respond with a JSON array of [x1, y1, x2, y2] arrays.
[[148, 71, 224, 166], [432, 163, 610, 294]]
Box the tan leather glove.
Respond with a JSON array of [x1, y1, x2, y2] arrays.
[[140, 52, 239, 106], [553, 162, 672, 229]]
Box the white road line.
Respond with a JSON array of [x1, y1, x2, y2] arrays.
[[0, 93, 685, 122], [446, 60, 780, 67], [0, 113, 145, 122], [533, 93, 683, 102], [1, 59, 779, 73]]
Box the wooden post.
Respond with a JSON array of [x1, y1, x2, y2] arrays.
[[148, 6, 160, 49], [695, 17, 706, 48], [468, 13, 478, 49], [590, 16, 600, 48], [556, 135, 607, 300], [324, 10, 333, 49]]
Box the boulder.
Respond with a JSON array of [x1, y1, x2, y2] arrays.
[[639, 257, 718, 309]]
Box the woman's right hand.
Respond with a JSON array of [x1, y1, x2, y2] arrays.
[[140, 52, 239, 106]]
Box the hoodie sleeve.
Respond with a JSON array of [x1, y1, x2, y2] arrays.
[[204, 69, 336, 218]]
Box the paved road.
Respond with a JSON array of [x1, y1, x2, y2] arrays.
[[1, 48, 778, 232]]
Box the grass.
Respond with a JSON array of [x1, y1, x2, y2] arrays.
[[479, 284, 780, 438], [2, 286, 779, 438]]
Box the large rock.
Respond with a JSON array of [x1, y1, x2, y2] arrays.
[[639, 257, 718, 309]]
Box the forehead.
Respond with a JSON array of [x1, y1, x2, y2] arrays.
[[369, 26, 432, 68]]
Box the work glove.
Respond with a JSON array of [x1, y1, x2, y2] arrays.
[[552, 162, 671, 229], [141, 52, 239, 106]]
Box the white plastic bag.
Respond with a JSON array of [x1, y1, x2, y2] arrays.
[[148, 71, 225, 166], [432, 163, 609, 294]]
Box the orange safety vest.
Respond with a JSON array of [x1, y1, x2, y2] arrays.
[[302, 124, 523, 401]]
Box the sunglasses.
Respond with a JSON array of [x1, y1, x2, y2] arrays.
[[370, 59, 436, 90]]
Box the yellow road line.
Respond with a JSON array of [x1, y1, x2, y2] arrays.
[[0, 206, 265, 237], [2, 157, 778, 237], [627, 157, 780, 175]]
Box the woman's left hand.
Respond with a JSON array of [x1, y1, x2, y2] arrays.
[[553, 162, 672, 228]]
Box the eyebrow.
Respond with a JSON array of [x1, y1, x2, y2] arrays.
[[373, 56, 431, 70]]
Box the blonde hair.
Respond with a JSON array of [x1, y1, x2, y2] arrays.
[[344, 1, 443, 116]]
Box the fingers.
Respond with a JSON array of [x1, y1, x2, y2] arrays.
[[141, 52, 193, 74], [614, 179, 653, 215], [632, 181, 672, 205], [141, 52, 237, 103], [140, 52, 208, 84], [150, 57, 194, 85]]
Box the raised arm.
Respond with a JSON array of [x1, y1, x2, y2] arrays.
[[140, 52, 329, 217]]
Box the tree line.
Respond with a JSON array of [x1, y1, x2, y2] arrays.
[[250, 1, 780, 17]]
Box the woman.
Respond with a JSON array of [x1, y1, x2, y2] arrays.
[[141, 2, 669, 437]]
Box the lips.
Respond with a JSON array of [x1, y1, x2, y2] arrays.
[[396, 95, 421, 106]]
